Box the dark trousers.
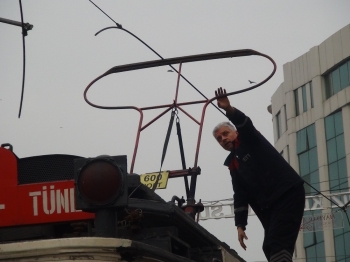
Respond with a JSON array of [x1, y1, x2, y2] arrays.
[[258, 185, 305, 262]]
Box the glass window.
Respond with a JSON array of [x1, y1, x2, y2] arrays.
[[303, 210, 325, 262], [276, 111, 282, 139], [299, 152, 310, 176], [310, 170, 320, 194], [329, 162, 339, 192], [325, 59, 350, 99], [325, 73, 333, 99], [304, 231, 315, 247], [310, 81, 314, 108], [309, 148, 318, 172], [334, 235, 346, 261], [325, 111, 348, 194], [326, 138, 337, 164], [325, 111, 350, 262], [339, 62, 349, 90], [315, 243, 326, 262], [306, 246, 316, 262], [325, 115, 335, 140], [338, 158, 347, 179], [298, 124, 319, 196], [332, 68, 341, 94], [284, 105, 288, 131], [334, 111, 344, 135], [294, 89, 300, 116], [336, 134, 346, 159], [297, 128, 307, 154], [307, 124, 317, 148], [303, 174, 311, 195], [302, 85, 307, 112]]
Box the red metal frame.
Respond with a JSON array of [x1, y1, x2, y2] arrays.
[[84, 49, 276, 174]]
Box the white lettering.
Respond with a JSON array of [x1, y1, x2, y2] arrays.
[[211, 206, 224, 218], [331, 195, 344, 207], [70, 188, 75, 212], [311, 197, 322, 210], [304, 198, 310, 210], [0, 204, 5, 210], [199, 206, 210, 220], [43, 186, 55, 214], [29, 191, 41, 216], [56, 189, 69, 214]]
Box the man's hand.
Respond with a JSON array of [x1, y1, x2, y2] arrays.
[[237, 227, 248, 250], [215, 87, 233, 112]]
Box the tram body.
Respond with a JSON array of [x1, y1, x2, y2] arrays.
[[0, 146, 245, 262]]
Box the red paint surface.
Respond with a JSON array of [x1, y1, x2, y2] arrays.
[[0, 148, 94, 227]]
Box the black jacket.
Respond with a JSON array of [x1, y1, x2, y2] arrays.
[[224, 108, 303, 229]]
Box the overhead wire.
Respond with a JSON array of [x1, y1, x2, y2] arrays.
[[251, 254, 350, 262], [88, 0, 225, 117], [18, 0, 26, 118], [87, 0, 350, 226]]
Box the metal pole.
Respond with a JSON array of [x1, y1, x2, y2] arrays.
[[94, 209, 117, 237], [0, 17, 33, 31]]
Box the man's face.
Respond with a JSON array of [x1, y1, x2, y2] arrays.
[[214, 126, 238, 151]]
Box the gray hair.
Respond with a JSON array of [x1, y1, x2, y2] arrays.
[[212, 122, 236, 137]]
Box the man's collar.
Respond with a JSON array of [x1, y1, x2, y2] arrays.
[[223, 137, 239, 166]]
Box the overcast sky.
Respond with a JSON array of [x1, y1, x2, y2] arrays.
[[1, 1, 350, 261]]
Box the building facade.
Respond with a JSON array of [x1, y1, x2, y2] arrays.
[[271, 24, 350, 262]]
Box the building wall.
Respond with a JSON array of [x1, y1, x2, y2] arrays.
[[271, 24, 350, 262]]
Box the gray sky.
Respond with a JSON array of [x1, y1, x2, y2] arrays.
[[1, 1, 350, 261]]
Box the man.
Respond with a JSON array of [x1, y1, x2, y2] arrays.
[[213, 87, 305, 262]]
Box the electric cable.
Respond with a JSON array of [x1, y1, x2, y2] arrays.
[[86, 0, 350, 227], [18, 0, 26, 118], [301, 179, 350, 226], [88, 0, 225, 117], [304, 176, 350, 187]]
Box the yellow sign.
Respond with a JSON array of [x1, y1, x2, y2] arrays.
[[140, 171, 169, 189]]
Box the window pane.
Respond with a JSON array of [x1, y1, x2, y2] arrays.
[[330, 180, 340, 192], [303, 174, 311, 195], [276, 112, 281, 139], [338, 158, 348, 191], [302, 85, 307, 112], [325, 115, 335, 140], [345, 232, 350, 262], [315, 242, 326, 262], [327, 138, 337, 163], [309, 148, 318, 172], [297, 128, 308, 153], [334, 226, 343, 237], [299, 152, 310, 176], [315, 230, 324, 242], [284, 105, 288, 131], [325, 73, 333, 99], [294, 89, 300, 116], [332, 68, 341, 94], [329, 162, 339, 181], [304, 233, 315, 247], [329, 162, 339, 192], [310, 170, 320, 194], [307, 124, 317, 148], [310, 81, 314, 108], [336, 134, 346, 158], [310, 170, 319, 186], [344, 213, 350, 231], [306, 245, 317, 262], [340, 63, 349, 90], [338, 158, 347, 179], [334, 235, 346, 261], [334, 111, 344, 135]]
